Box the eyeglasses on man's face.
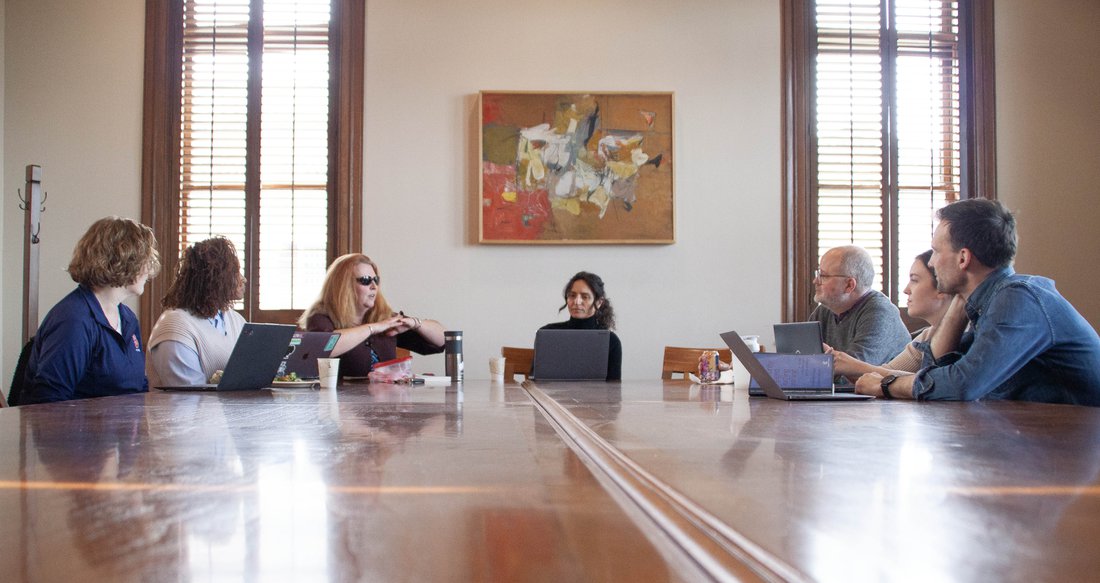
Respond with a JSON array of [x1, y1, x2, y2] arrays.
[[812, 269, 851, 281], [356, 275, 381, 287]]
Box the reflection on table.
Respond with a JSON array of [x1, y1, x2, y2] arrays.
[[531, 379, 1100, 582], [2, 379, 1098, 581], [0, 383, 677, 582]]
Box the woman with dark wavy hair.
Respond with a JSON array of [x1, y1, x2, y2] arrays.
[[539, 271, 622, 380], [23, 217, 161, 403], [146, 237, 246, 387]]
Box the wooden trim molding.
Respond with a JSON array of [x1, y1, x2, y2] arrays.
[[140, 0, 364, 332], [781, 0, 817, 323], [960, 0, 997, 200], [140, 0, 184, 341], [330, 0, 365, 258]]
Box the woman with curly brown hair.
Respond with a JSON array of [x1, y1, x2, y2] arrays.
[[299, 253, 445, 377], [146, 237, 247, 387], [23, 217, 161, 403]]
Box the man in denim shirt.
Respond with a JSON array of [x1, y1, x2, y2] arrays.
[[856, 199, 1100, 405]]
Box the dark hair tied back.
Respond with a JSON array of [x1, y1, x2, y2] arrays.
[[559, 271, 616, 330]]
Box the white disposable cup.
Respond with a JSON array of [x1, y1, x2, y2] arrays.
[[318, 358, 340, 389], [731, 335, 760, 389], [489, 356, 506, 383]]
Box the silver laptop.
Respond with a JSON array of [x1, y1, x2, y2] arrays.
[[748, 353, 835, 396], [532, 329, 610, 381], [721, 331, 872, 401], [158, 323, 297, 391], [774, 322, 825, 354]]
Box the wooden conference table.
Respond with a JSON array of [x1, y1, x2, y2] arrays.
[[0, 380, 1098, 581]]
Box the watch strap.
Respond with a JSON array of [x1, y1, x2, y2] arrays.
[[880, 374, 897, 400]]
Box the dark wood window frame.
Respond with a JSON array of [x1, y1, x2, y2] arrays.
[[780, 0, 996, 325], [139, 0, 363, 333]]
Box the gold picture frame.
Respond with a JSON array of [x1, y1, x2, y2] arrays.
[[479, 91, 674, 244]]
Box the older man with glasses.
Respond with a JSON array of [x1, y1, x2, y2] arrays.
[[809, 245, 911, 366]]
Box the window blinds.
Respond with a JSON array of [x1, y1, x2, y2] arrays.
[[179, 0, 332, 312], [813, 0, 960, 303]]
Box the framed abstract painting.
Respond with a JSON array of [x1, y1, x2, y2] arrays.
[[479, 91, 674, 244]]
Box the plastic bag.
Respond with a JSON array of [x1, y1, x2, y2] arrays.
[[368, 356, 413, 383]]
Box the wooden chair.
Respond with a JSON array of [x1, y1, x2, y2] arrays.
[[661, 346, 734, 380], [501, 347, 534, 381]]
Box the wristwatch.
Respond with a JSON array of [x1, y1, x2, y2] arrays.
[[880, 374, 898, 400]]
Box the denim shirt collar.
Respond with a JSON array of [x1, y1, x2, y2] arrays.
[[965, 266, 1015, 323]]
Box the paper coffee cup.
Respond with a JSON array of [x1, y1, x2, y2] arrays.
[[318, 358, 340, 389], [489, 356, 506, 382]]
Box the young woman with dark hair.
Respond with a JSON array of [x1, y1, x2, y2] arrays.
[[540, 271, 622, 380]]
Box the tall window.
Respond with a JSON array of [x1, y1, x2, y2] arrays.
[[781, 0, 995, 323], [141, 0, 363, 329]]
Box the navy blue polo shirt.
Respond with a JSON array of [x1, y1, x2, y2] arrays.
[[24, 286, 149, 404]]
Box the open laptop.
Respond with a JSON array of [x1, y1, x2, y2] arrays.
[[721, 331, 872, 401], [748, 353, 835, 396], [277, 331, 340, 379], [532, 329, 610, 381], [774, 322, 825, 354], [158, 323, 297, 391]]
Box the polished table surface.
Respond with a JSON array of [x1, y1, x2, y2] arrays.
[[531, 381, 1100, 581], [0, 380, 1098, 581]]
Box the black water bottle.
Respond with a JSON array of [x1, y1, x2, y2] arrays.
[[444, 330, 463, 382]]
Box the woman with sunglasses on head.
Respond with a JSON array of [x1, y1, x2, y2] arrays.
[[540, 271, 622, 380], [299, 253, 445, 377], [146, 237, 247, 387], [22, 217, 161, 404]]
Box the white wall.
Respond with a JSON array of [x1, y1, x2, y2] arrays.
[[2, 0, 146, 381], [0, 0, 6, 376], [363, 0, 781, 378], [2, 0, 1098, 383], [995, 0, 1100, 330]]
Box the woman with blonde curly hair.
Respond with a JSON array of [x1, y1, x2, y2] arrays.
[[146, 237, 247, 387], [23, 216, 161, 403], [299, 253, 445, 376]]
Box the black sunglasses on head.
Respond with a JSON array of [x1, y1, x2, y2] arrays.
[[356, 275, 381, 286]]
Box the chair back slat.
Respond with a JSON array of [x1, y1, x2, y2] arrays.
[[661, 346, 733, 380], [501, 347, 534, 381]]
